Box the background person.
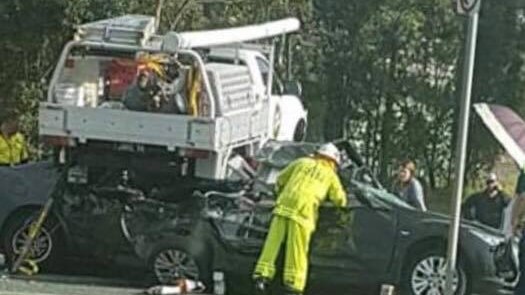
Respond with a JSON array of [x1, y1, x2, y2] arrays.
[[0, 113, 29, 166], [393, 159, 427, 211], [123, 70, 158, 112], [462, 172, 510, 229]]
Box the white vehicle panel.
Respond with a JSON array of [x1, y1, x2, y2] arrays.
[[40, 103, 219, 151]]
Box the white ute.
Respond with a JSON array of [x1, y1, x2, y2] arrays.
[[39, 15, 307, 179]]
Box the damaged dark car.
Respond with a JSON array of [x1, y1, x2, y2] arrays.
[[130, 141, 519, 295], [0, 140, 519, 295], [0, 154, 245, 277]]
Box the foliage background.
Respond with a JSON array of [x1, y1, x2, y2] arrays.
[[2, 0, 525, 210]]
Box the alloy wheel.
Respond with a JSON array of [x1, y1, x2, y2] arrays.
[[153, 248, 200, 284], [11, 223, 53, 264], [410, 255, 459, 295]]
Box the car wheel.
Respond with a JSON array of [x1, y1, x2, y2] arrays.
[[402, 248, 468, 295], [2, 210, 63, 270], [293, 119, 307, 142], [148, 244, 211, 288]]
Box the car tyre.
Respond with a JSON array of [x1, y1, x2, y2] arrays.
[[148, 242, 212, 291], [293, 119, 307, 142], [1, 209, 63, 271], [401, 247, 468, 295]]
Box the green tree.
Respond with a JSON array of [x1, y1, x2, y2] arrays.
[[314, 0, 461, 186], [4, 0, 525, 195]]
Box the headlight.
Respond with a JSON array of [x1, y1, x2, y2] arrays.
[[470, 230, 504, 246]]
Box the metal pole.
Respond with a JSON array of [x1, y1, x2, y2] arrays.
[[285, 0, 291, 80], [444, 7, 480, 295], [287, 38, 293, 80], [154, 0, 165, 32]]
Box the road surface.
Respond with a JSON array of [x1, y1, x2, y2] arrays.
[[0, 269, 490, 295], [0, 273, 144, 295]]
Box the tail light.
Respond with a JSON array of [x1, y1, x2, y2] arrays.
[[41, 135, 73, 147], [179, 148, 209, 159], [65, 58, 75, 68]]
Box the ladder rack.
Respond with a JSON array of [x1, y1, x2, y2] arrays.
[[75, 15, 156, 46]]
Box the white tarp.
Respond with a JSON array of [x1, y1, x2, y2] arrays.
[[474, 103, 525, 168]]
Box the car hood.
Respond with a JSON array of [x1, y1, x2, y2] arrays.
[[0, 161, 60, 204], [403, 206, 505, 238]]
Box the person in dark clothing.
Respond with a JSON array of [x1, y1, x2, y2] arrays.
[[462, 172, 510, 229], [393, 160, 427, 211], [123, 70, 157, 112]]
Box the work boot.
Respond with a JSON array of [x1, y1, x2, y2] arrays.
[[283, 286, 303, 295], [253, 277, 269, 295]]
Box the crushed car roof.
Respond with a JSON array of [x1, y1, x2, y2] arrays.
[[255, 140, 365, 169]]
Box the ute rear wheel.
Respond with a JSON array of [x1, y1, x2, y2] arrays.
[[293, 119, 307, 142]]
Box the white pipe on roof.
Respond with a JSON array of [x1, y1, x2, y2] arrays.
[[162, 18, 300, 50]]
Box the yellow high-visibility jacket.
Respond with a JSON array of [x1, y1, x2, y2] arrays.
[[273, 156, 347, 231], [0, 132, 29, 166]]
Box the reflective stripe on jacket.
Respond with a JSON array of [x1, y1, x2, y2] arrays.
[[273, 156, 347, 231], [0, 133, 28, 165]]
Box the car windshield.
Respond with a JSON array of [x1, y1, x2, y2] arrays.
[[254, 140, 381, 188], [255, 140, 318, 169], [349, 178, 413, 209], [254, 140, 414, 210]]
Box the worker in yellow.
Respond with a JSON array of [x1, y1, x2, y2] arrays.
[[253, 143, 347, 295], [0, 113, 29, 166]]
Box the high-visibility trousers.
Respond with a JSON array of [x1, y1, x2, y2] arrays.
[[253, 215, 312, 292]]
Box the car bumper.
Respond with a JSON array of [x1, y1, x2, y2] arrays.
[[462, 231, 519, 295], [471, 277, 516, 295]]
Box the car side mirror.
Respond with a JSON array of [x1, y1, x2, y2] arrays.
[[283, 80, 303, 97], [354, 190, 373, 207], [371, 205, 392, 212]]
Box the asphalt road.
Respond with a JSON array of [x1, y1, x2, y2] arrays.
[[0, 273, 144, 295], [0, 273, 490, 295]]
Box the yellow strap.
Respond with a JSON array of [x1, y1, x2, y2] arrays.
[[18, 260, 39, 276], [188, 70, 201, 116]]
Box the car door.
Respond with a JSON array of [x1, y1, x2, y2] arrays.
[[58, 186, 132, 260], [213, 204, 273, 291], [309, 191, 398, 291]]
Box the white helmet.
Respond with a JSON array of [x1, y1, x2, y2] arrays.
[[317, 143, 341, 165]]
